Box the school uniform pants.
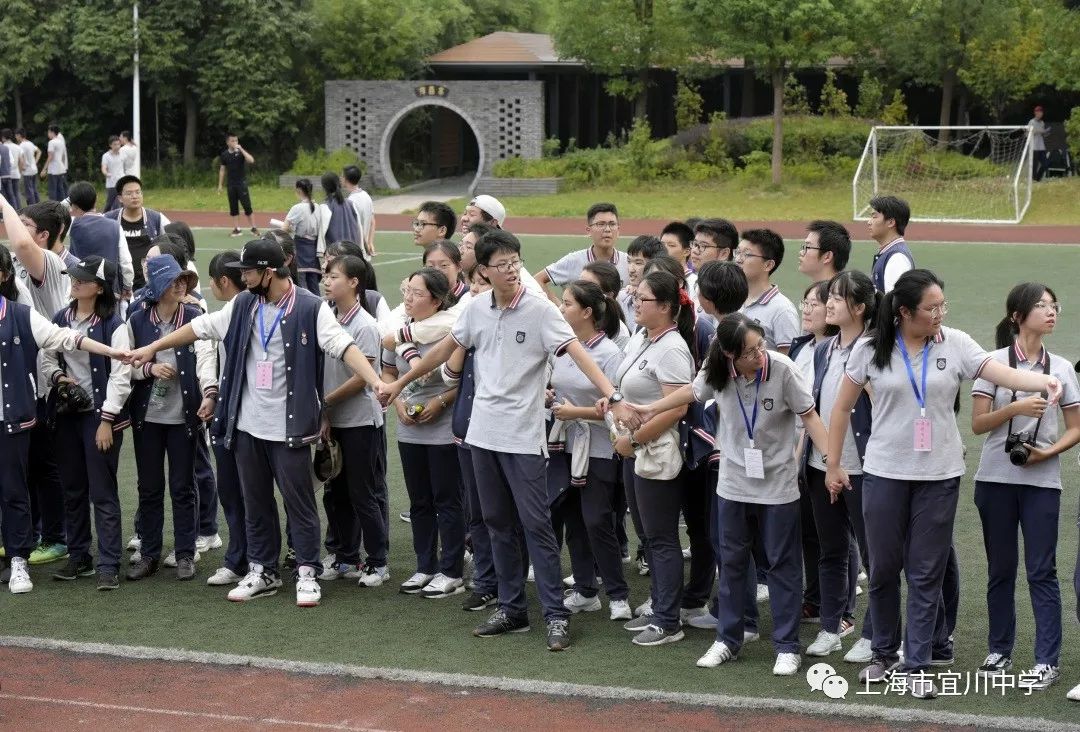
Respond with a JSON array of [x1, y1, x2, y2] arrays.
[[623, 458, 684, 632], [1, 178, 21, 209], [22, 175, 39, 204], [799, 476, 820, 610], [0, 431, 34, 559], [47, 174, 67, 201], [460, 445, 497, 595], [104, 187, 118, 213], [399, 441, 465, 577], [550, 453, 628, 602], [806, 466, 871, 638], [194, 427, 218, 537], [234, 431, 320, 574], [294, 236, 321, 297], [29, 411, 66, 545], [613, 457, 632, 555], [715, 496, 802, 654], [703, 462, 759, 630], [56, 412, 123, 572], [133, 422, 198, 561], [974, 480, 1061, 666], [680, 461, 715, 609], [470, 446, 569, 621], [862, 474, 957, 671], [327, 425, 388, 567], [212, 440, 248, 575]]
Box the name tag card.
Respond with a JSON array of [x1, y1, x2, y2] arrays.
[[913, 417, 932, 452], [743, 447, 765, 479], [255, 360, 273, 390]]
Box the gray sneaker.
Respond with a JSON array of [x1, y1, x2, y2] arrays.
[[176, 556, 196, 581], [899, 674, 938, 699], [859, 656, 900, 684], [632, 625, 685, 646], [622, 614, 654, 632]]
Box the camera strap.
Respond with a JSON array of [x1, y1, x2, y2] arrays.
[[1006, 344, 1051, 444]]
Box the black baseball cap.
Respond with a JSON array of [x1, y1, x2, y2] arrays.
[[227, 238, 286, 270], [64, 255, 117, 286]]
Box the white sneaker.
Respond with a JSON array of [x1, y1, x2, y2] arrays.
[[321, 562, 363, 581], [807, 630, 842, 657], [8, 557, 32, 594], [697, 641, 736, 668], [855, 585, 863, 596], [206, 567, 243, 586], [296, 567, 321, 607], [196, 534, 222, 552], [130, 549, 142, 564], [164, 549, 201, 568], [563, 573, 575, 588], [756, 583, 769, 603], [526, 564, 535, 583], [858, 570, 867, 583], [743, 630, 760, 643], [682, 546, 692, 560], [634, 597, 653, 617], [227, 565, 282, 601], [127, 535, 141, 552], [421, 573, 465, 599], [399, 571, 434, 594], [680, 605, 709, 624], [563, 591, 602, 613], [358, 565, 389, 587], [773, 652, 801, 676], [321, 554, 337, 571], [609, 599, 632, 621], [1067, 681, 1080, 701], [844, 637, 873, 664], [687, 612, 718, 630]]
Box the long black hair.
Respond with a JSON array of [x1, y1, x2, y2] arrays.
[[321, 171, 344, 205], [164, 221, 196, 261], [296, 178, 315, 213], [406, 267, 453, 313], [995, 282, 1057, 349], [566, 280, 621, 340], [0, 246, 19, 301], [326, 255, 368, 308], [871, 268, 944, 369], [703, 313, 766, 391], [639, 270, 695, 358], [69, 277, 117, 321], [827, 270, 879, 335], [804, 280, 839, 338]]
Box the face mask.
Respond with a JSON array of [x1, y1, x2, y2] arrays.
[[248, 270, 272, 299]]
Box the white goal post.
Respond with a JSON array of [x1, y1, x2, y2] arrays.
[[852, 125, 1035, 224]]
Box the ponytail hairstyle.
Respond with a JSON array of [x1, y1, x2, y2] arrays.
[[264, 229, 299, 282], [827, 270, 879, 335], [406, 267, 453, 313], [640, 270, 696, 361], [804, 279, 839, 337], [209, 251, 244, 291], [327, 254, 368, 307], [0, 246, 19, 301], [703, 313, 766, 391], [295, 178, 315, 213], [580, 261, 627, 326], [871, 268, 944, 369], [566, 280, 621, 340], [995, 282, 1057, 349], [321, 171, 344, 205]]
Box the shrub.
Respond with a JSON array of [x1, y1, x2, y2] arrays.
[[289, 147, 364, 176], [855, 72, 884, 119], [1066, 107, 1080, 161], [783, 75, 812, 115], [541, 136, 562, 158], [819, 70, 850, 117], [701, 112, 734, 169], [675, 79, 704, 132], [881, 90, 909, 125], [624, 117, 664, 180]]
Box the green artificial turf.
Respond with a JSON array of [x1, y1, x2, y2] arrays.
[[6, 228, 1080, 721]]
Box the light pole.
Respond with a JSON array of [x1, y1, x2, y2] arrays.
[[132, 1, 142, 172]]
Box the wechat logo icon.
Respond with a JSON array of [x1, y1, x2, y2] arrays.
[[806, 662, 849, 700]]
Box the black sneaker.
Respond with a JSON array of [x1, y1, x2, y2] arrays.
[[97, 570, 120, 591], [53, 556, 95, 581], [930, 650, 955, 667], [546, 618, 570, 651], [176, 556, 196, 581], [462, 590, 497, 612], [229, 228, 243, 237], [125, 556, 160, 581], [283, 547, 297, 570], [473, 609, 530, 637], [977, 653, 1013, 677]]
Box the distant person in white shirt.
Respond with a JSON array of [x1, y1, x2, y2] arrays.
[[101, 136, 125, 212], [119, 130, 140, 177], [41, 124, 68, 201], [1029, 105, 1050, 181], [14, 129, 40, 205], [0, 128, 20, 209], [342, 165, 375, 258]]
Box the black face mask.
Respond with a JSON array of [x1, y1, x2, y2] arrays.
[[248, 270, 272, 299]]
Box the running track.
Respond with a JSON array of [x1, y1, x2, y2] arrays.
[[168, 211, 1080, 245]]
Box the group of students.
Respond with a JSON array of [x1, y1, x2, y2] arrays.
[[1, 185, 1079, 701]]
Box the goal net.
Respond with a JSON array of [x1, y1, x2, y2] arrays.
[[852, 126, 1034, 224]]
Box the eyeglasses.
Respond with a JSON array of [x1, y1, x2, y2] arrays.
[[799, 300, 823, 313], [739, 342, 767, 360], [734, 249, 767, 262], [400, 287, 430, 299], [589, 222, 619, 231], [632, 294, 658, 305], [486, 258, 524, 274], [411, 220, 438, 230], [690, 240, 719, 251], [1033, 302, 1062, 314], [918, 302, 949, 318], [799, 244, 821, 254]]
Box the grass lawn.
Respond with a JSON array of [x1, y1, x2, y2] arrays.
[[6, 229, 1080, 721]]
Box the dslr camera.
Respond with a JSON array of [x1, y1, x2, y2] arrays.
[[54, 381, 93, 415], [1004, 431, 1035, 466]]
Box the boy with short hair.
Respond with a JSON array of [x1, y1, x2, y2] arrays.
[[620, 234, 663, 331], [41, 124, 68, 201], [866, 195, 913, 294], [1, 129, 22, 209], [736, 228, 799, 354], [101, 136, 125, 212], [342, 165, 376, 257], [413, 202, 455, 248], [660, 221, 693, 275], [536, 202, 629, 304], [797, 220, 850, 282], [15, 129, 40, 205]]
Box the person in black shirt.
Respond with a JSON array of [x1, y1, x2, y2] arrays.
[[217, 133, 256, 237]]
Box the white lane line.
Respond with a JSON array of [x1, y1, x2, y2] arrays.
[[1, 635, 1076, 732], [0, 693, 396, 731]]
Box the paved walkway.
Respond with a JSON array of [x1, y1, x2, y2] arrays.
[[372, 175, 472, 214]]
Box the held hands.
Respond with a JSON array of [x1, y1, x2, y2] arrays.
[[126, 345, 158, 368], [1012, 395, 1048, 419], [595, 398, 644, 431], [319, 414, 332, 442], [551, 396, 572, 419], [150, 362, 177, 380], [825, 463, 851, 504], [1044, 377, 1062, 406], [197, 396, 216, 422], [95, 422, 113, 452], [613, 434, 635, 458], [376, 379, 401, 407]]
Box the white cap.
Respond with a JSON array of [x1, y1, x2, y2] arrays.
[[470, 194, 506, 227]]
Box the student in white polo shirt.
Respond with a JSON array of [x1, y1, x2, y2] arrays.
[[100, 136, 125, 212], [378, 229, 635, 652], [736, 229, 799, 354], [42, 125, 68, 201], [459, 194, 505, 234], [15, 129, 40, 205], [826, 269, 1063, 699], [536, 203, 630, 304], [970, 283, 1080, 692], [797, 220, 850, 284]]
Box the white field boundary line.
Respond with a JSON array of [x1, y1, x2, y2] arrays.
[[2, 635, 1077, 732], [0, 693, 395, 732]]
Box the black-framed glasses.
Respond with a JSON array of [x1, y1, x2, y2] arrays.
[[799, 244, 821, 254], [487, 258, 525, 274], [690, 240, 718, 251], [734, 249, 767, 262], [411, 220, 438, 230], [589, 221, 619, 231], [632, 294, 658, 305]]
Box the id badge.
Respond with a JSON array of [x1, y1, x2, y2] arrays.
[[743, 447, 765, 479], [255, 360, 273, 390], [913, 417, 932, 452]]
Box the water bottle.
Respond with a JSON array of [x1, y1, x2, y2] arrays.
[[149, 379, 169, 410], [604, 412, 628, 445]]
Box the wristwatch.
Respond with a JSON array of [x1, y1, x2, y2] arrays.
[[608, 390, 625, 404], [629, 431, 641, 449]]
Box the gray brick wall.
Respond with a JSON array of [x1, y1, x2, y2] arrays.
[[325, 80, 544, 192]]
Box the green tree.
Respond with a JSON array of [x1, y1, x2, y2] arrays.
[[688, 0, 862, 184], [819, 70, 850, 117], [0, 0, 66, 128], [854, 72, 884, 119], [552, 0, 693, 120], [782, 76, 812, 115], [674, 79, 704, 131], [881, 89, 909, 125], [1037, 3, 1080, 94]]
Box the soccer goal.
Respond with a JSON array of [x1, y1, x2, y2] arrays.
[[852, 126, 1035, 224]]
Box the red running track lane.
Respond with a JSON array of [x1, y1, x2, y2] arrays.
[[167, 210, 1080, 245], [0, 645, 976, 732]]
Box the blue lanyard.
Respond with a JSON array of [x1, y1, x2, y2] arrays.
[[896, 335, 930, 417], [258, 301, 285, 359], [736, 370, 762, 445]]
